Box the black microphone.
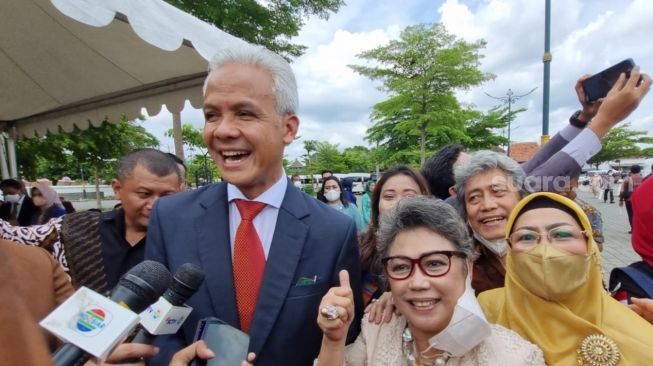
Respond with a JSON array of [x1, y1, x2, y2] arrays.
[[131, 263, 205, 345], [52, 260, 172, 366]]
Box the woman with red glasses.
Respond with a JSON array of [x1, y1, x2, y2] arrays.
[[313, 196, 543, 366]]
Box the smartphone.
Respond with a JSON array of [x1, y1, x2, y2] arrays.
[[190, 318, 249, 366], [582, 58, 636, 103]]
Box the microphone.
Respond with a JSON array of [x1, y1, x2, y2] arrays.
[[133, 263, 205, 344], [45, 260, 172, 366]]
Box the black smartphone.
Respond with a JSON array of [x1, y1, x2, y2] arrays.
[[582, 58, 636, 103], [190, 318, 249, 366]]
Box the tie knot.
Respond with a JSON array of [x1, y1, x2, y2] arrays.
[[235, 200, 266, 221]]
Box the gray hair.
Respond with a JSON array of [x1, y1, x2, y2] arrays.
[[454, 150, 529, 219], [203, 46, 299, 116], [375, 196, 475, 284]]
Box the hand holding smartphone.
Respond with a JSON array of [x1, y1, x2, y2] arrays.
[[582, 58, 638, 104], [190, 318, 249, 366]]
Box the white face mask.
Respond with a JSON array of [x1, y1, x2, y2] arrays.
[[473, 231, 509, 257], [324, 190, 340, 202], [427, 274, 492, 357], [4, 194, 20, 203], [293, 181, 302, 188]]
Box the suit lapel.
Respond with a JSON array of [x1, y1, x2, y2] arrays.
[[196, 184, 239, 326], [248, 184, 310, 354]]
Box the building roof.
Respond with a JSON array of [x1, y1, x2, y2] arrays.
[[509, 142, 540, 163]]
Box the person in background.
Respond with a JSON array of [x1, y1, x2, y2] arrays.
[[619, 164, 643, 233], [0, 178, 38, 226], [341, 177, 358, 207], [421, 144, 470, 204], [589, 174, 602, 198], [59, 196, 76, 213], [291, 174, 303, 190], [478, 192, 653, 365], [314, 197, 545, 366], [166, 152, 188, 190], [358, 166, 429, 309], [558, 177, 605, 251], [317, 169, 333, 201], [31, 185, 66, 224], [602, 172, 615, 203], [320, 176, 363, 234], [360, 180, 375, 231]]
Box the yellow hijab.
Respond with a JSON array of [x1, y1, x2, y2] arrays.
[[478, 192, 653, 366]]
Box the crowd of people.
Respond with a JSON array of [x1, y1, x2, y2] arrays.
[[2, 43, 653, 366]]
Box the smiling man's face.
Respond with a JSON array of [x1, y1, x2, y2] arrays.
[[463, 168, 521, 241]]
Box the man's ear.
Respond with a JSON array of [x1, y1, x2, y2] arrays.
[[111, 178, 122, 200], [282, 114, 300, 145], [448, 185, 457, 197]]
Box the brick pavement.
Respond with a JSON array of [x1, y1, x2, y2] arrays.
[[576, 186, 640, 281]]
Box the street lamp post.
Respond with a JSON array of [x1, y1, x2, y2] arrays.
[[485, 87, 537, 157]]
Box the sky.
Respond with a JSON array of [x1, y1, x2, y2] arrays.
[[142, 0, 653, 163]]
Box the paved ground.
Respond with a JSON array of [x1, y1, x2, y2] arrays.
[[576, 185, 640, 281]]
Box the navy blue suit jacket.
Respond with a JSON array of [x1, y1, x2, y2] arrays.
[[145, 181, 363, 365]]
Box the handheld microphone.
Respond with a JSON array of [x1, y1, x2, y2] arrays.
[[133, 263, 206, 344], [45, 260, 172, 366]]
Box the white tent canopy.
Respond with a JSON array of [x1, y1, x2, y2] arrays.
[[0, 0, 248, 177]]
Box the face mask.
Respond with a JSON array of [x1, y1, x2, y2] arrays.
[[426, 274, 492, 357], [324, 190, 340, 202], [4, 194, 20, 203], [293, 181, 302, 188], [32, 196, 47, 207], [473, 232, 509, 257], [510, 244, 590, 301]]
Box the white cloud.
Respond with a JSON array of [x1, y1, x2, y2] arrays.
[[147, 0, 653, 164]]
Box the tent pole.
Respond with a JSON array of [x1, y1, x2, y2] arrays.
[[0, 135, 10, 179], [7, 126, 17, 178], [172, 111, 184, 161]]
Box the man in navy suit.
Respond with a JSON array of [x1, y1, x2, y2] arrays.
[[146, 45, 363, 366]]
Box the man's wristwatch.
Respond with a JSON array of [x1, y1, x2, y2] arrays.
[[569, 110, 590, 128]]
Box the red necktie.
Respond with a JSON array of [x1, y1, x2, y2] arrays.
[[233, 199, 267, 333]]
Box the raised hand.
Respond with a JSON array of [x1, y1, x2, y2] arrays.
[[590, 66, 651, 139], [317, 270, 355, 343]]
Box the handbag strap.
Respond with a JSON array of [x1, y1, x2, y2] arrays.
[[611, 265, 653, 298]]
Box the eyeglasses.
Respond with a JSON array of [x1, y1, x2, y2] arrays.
[[381, 250, 466, 280], [508, 226, 586, 246]]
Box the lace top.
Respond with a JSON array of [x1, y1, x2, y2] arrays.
[[342, 315, 546, 366]]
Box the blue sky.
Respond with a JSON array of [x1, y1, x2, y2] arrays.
[[143, 0, 653, 162]]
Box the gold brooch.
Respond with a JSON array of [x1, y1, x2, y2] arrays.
[[577, 334, 621, 366]]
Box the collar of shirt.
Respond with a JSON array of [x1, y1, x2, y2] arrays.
[[226, 170, 288, 259], [226, 169, 287, 208]]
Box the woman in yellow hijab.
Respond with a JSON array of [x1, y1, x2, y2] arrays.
[[478, 192, 653, 366]]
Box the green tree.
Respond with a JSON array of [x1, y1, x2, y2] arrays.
[[165, 0, 344, 60], [311, 141, 347, 173], [462, 105, 515, 150], [165, 123, 205, 152], [588, 123, 653, 168], [17, 117, 159, 206], [342, 145, 374, 172], [351, 23, 493, 165]]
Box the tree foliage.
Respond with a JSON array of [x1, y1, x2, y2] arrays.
[[165, 0, 344, 60], [588, 123, 653, 167], [17, 117, 159, 182], [351, 23, 494, 165]]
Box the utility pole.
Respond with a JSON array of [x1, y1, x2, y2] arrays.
[[485, 87, 537, 157], [542, 0, 552, 145]]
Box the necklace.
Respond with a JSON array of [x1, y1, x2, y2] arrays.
[[402, 326, 450, 366]]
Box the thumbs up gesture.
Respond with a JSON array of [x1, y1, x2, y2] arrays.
[[317, 270, 355, 343]]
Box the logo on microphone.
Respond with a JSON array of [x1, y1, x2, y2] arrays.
[[75, 306, 112, 336]]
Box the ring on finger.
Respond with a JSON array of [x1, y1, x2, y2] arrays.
[[320, 305, 339, 321]]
